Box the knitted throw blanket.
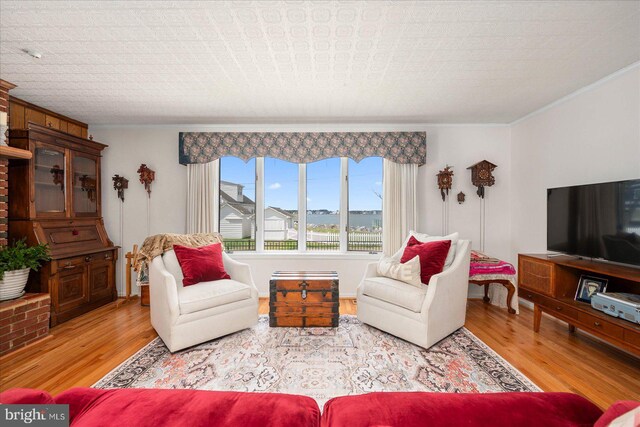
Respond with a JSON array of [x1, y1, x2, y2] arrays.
[[135, 233, 224, 285], [469, 250, 516, 276]]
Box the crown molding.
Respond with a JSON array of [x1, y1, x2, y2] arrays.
[[510, 61, 640, 126]]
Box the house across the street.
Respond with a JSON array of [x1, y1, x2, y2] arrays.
[[219, 181, 255, 239]]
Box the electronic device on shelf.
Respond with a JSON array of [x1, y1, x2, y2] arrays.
[[591, 292, 640, 324]]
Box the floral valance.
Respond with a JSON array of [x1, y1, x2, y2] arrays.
[[178, 132, 426, 165]]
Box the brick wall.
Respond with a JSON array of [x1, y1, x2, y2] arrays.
[[0, 159, 6, 245], [0, 80, 8, 113], [0, 79, 14, 246], [0, 294, 50, 356]]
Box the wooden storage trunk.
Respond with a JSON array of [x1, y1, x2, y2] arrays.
[[269, 271, 339, 327]]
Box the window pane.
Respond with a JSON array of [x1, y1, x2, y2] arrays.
[[34, 146, 66, 213], [306, 158, 340, 252], [348, 157, 383, 252], [264, 158, 298, 251], [219, 157, 256, 251], [73, 155, 97, 214]]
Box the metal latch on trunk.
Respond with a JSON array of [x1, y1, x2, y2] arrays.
[[299, 281, 308, 299]]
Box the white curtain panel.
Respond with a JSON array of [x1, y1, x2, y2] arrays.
[[186, 160, 219, 233], [382, 159, 418, 256]]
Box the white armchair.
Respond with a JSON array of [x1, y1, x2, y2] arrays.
[[357, 239, 471, 349], [149, 250, 259, 352]]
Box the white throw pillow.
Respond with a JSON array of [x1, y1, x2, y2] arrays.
[[377, 255, 422, 288], [606, 407, 640, 427], [406, 231, 459, 269]]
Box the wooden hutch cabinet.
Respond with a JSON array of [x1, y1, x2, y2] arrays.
[[8, 123, 118, 326]]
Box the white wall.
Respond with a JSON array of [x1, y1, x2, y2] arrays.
[[92, 127, 187, 296], [510, 64, 640, 257], [417, 126, 512, 259], [92, 123, 510, 297], [92, 62, 639, 299], [231, 253, 378, 297], [417, 126, 512, 298]]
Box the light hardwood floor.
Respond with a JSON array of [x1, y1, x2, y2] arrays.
[[1, 298, 638, 409]]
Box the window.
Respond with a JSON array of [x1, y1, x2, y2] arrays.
[[219, 157, 256, 251], [264, 158, 298, 251], [348, 157, 383, 252], [218, 156, 382, 253], [306, 158, 341, 251]]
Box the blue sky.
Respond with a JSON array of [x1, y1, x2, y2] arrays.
[[220, 156, 382, 211]]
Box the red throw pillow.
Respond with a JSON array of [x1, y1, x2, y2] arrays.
[[401, 236, 451, 285], [172, 243, 230, 286]]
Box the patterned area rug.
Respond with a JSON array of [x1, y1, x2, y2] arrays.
[[95, 316, 539, 406]]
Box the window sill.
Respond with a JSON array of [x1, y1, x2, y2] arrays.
[[227, 252, 382, 261]]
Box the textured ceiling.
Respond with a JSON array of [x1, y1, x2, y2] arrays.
[[0, 0, 638, 125]]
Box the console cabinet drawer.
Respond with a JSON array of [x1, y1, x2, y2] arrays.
[[624, 329, 640, 349], [520, 290, 537, 302], [539, 296, 578, 320], [519, 257, 554, 296], [577, 312, 624, 340]]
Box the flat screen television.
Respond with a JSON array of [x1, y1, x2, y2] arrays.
[[547, 179, 640, 268]]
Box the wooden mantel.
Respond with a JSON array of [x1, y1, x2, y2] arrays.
[[0, 145, 32, 159], [0, 80, 31, 159]]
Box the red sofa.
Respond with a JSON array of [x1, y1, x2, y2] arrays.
[[1, 387, 636, 427], [0, 388, 320, 427], [322, 392, 605, 427]]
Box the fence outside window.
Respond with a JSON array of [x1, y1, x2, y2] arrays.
[[223, 231, 381, 253]]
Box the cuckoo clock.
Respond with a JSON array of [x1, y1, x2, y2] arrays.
[[457, 191, 466, 204], [112, 174, 129, 202], [137, 164, 155, 197], [467, 160, 497, 198], [436, 165, 454, 202]]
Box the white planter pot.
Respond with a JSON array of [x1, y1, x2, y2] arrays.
[[0, 268, 30, 301]]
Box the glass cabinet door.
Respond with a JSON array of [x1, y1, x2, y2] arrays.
[[34, 144, 66, 215], [72, 154, 98, 216]]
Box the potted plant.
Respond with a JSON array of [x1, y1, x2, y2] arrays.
[[0, 239, 50, 301]]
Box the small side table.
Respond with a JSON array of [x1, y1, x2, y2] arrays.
[[469, 251, 518, 314], [469, 278, 517, 314]]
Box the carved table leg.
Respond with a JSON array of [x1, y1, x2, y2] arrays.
[[470, 279, 517, 314], [483, 284, 490, 303], [502, 280, 517, 315], [533, 304, 542, 332]]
